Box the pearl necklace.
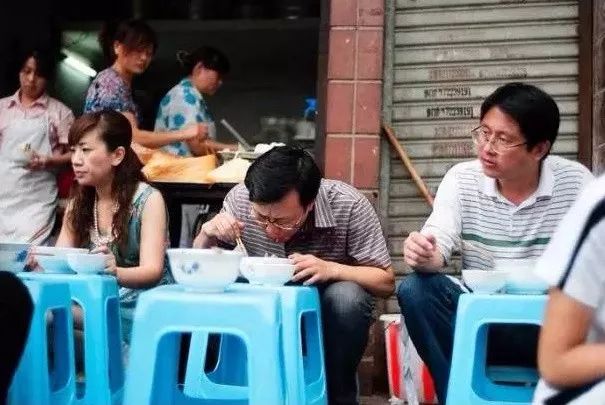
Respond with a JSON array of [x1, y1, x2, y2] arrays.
[[92, 195, 119, 246]]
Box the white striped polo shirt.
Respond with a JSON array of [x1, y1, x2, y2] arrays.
[[422, 155, 593, 270], [222, 179, 392, 269]]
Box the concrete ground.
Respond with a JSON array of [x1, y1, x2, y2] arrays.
[[360, 394, 394, 405]]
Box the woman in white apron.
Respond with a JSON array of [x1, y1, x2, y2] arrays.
[[0, 50, 74, 244]]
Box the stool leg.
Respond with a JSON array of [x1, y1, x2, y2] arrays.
[[48, 307, 76, 405], [281, 307, 305, 405], [246, 327, 283, 404], [183, 333, 209, 396], [80, 298, 112, 405], [106, 297, 125, 402], [448, 318, 483, 404], [301, 310, 327, 404], [10, 316, 51, 405], [124, 329, 180, 405]]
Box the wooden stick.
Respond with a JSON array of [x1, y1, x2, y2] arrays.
[[235, 236, 248, 256], [382, 124, 434, 207]]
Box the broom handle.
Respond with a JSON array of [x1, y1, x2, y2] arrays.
[[382, 124, 434, 207]]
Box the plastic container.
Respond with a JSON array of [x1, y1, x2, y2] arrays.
[[303, 98, 317, 121]]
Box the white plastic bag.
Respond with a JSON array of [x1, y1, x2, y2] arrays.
[[380, 314, 438, 404]]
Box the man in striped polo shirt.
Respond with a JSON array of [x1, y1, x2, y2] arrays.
[[396, 82, 593, 404], [193, 146, 395, 405]]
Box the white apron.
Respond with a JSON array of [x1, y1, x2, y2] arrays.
[[0, 114, 57, 244]]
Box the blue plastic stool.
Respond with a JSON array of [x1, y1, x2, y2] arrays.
[[184, 284, 328, 405], [19, 273, 124, 405], [447, 294, 547, 405], [9, 279, 75, 405], [123, 284, 285, 405]]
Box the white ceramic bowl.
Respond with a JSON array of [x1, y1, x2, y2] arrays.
[[34, 247, 88, 274], [168, 248, 243, 292], [240, 257, 295, 286], [67, 253, 108, 274], [494, 259, 547, 294], [0, 242, 30, 273], [462, 269, 507, 294]]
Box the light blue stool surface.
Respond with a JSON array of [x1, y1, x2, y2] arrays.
[[447, 293, 547, 405], [19, 273, 124, 405], [123, 284, 285, 405], [10, 279, 75, 405], [184, 283, 328, 405]]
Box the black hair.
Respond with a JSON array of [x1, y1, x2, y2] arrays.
[[98, 19, 157, 64], [19, 49, 57, 80], [480, 82, 560, 151], [176, 46, 230, 76], [244, 146, 321, 207]]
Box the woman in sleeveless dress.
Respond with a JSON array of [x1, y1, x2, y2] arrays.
[[56, 110, 171, 344]]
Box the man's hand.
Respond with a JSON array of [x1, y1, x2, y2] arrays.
[[403, 231, 438, 268], [290, 253, 339, 285], [194, 212, 244, 247]]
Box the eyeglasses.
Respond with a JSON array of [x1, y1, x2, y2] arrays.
[[471, 126, 527, 154], [250, 208, 306, 231]]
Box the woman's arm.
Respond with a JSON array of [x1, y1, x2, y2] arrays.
[[121, 112, 206, 149], [538, 288, 605, 387], [115, 190, 167, 288], [27, 147, 72, 170]]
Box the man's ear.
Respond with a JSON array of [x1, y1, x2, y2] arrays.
[[532, 140, 551, 161]]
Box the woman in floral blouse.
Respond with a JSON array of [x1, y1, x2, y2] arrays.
[[84, 19, 207, 150]]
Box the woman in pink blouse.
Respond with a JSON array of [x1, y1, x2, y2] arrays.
[[0, 49, 74, 244]]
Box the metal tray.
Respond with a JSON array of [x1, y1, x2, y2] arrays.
[[217, 150, 262, 160]]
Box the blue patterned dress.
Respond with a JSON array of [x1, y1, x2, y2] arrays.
[[84, 67, 140, 123], [88, 183, 172, 344], [154, 77, 214, 156]]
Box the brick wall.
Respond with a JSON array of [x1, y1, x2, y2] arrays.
[[321, 0, 384, 193], [316, 0, 388, 395]]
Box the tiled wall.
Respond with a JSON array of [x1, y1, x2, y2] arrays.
[[317, 0, 388, 395], [321, 0, 384, 196]]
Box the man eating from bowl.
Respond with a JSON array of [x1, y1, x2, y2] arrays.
[[395, 82, 594, 404], [193, 145, 395, 405]]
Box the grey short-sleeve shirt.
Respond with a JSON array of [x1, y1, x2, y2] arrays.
[[222, 179, 391, 269]]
